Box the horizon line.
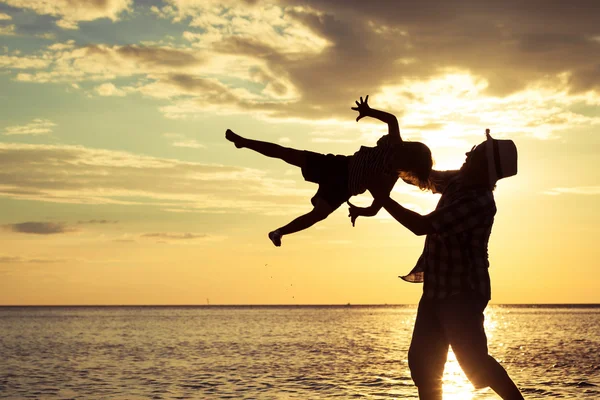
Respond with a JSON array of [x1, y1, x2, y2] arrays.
[[1, 303, 600, 307]]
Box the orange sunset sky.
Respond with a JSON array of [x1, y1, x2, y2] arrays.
[[1, 0, 599, 305]]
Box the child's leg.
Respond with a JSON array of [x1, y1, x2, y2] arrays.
[[226, 129, 306, 168], [279, 201, 332, 235], [269, 198, 333, 246]]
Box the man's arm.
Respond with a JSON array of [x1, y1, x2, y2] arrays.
[[352, 95, 401, 142], [375, 187, 495, 237], [379, 196, 434, 236], [367, 178, 434, 236]]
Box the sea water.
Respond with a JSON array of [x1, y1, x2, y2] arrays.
[[1, 305, 599, 399]]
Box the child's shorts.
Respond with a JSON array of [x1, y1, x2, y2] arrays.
[[301, 151, 350, 210]]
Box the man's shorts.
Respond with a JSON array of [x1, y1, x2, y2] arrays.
[[301, 151, 350, 210]]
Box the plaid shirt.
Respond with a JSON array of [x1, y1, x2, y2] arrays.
[[401, 171, 496, 300]]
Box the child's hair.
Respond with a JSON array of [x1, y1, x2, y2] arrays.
[[396, 141, 433, 191]]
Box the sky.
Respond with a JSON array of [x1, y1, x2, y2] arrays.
[[0, 0, 599, 305]]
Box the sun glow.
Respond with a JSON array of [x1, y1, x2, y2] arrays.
[[373, 70, 600, 170]]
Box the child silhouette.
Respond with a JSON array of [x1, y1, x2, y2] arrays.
[[226, 96, 432, 246]]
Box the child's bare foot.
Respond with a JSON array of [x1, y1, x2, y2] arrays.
[[225, 129, 245, 148], [268, 229, 282, 247]]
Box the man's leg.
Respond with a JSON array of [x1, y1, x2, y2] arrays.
[[226, 129, 306, 168], [269, 197, 333, 246], [439, 293, 524, 400], [408, 297, 449, 400]]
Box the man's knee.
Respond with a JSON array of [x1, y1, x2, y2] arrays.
[[408, 347, 443, 389], [408, 349, 427, 386]]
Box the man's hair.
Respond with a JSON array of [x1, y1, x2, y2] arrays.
[[396, 141, 433, 191]]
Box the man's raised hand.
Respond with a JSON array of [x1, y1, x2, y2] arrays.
[[351, 95, 370, 122]]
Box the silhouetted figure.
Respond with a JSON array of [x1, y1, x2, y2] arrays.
[[226, 96, 432, 246], [358, 129, 524, 400]]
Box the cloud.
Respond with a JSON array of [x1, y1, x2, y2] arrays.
[[3, 119, 55, 135], [2, 0, 600, 141], [77, 219, 118, 224], [377, 74, 600, 142], [155, 1, 600, 134], [162, 133, 206, 149], [172, 139, 205, 149], [0, 0, 132, 29], [4, 44, 205, 84], [0, 24, 15, 36], [193, 1, 600, 121], [138, 231, 228, 245], [0, 143, 314, 214], [162, 0, 331, 54], [0, 54, 51, 69], [0, 254, 65, 263], [94, 82, 126, 97], [280, 0, 600, 94], [543, 186, 600, 196], [141, 232, 208, 240], [3, 221, 74, 234], [47, 40, 76, 51], [0, 256, 20, 263]]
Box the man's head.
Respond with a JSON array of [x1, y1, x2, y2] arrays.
[[461, 129, 518, 188], [392, 141, 433, 190]]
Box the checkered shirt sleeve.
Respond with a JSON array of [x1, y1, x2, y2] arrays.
[[427, 192, 496, 236]]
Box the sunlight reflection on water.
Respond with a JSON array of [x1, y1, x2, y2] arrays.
[[442, 349, 475, 400]]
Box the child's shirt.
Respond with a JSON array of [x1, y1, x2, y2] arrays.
[[347, 134, 398, 196]]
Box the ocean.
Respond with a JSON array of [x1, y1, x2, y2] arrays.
[[1, 305, 599, 399]]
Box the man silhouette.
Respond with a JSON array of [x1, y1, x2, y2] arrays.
[[351, 130, 524, 400]]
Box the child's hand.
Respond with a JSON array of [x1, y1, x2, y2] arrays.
[[351, 95, 370, 122], [347, 201, 361, 227]]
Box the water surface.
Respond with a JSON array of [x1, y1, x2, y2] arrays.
[[1, 305, 599, 399]]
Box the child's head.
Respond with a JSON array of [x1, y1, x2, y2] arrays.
[[391, 141, 433, 190]]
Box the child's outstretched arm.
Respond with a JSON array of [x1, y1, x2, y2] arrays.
[[352, 95, 401, 142], [347, 200, 382, 227]]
